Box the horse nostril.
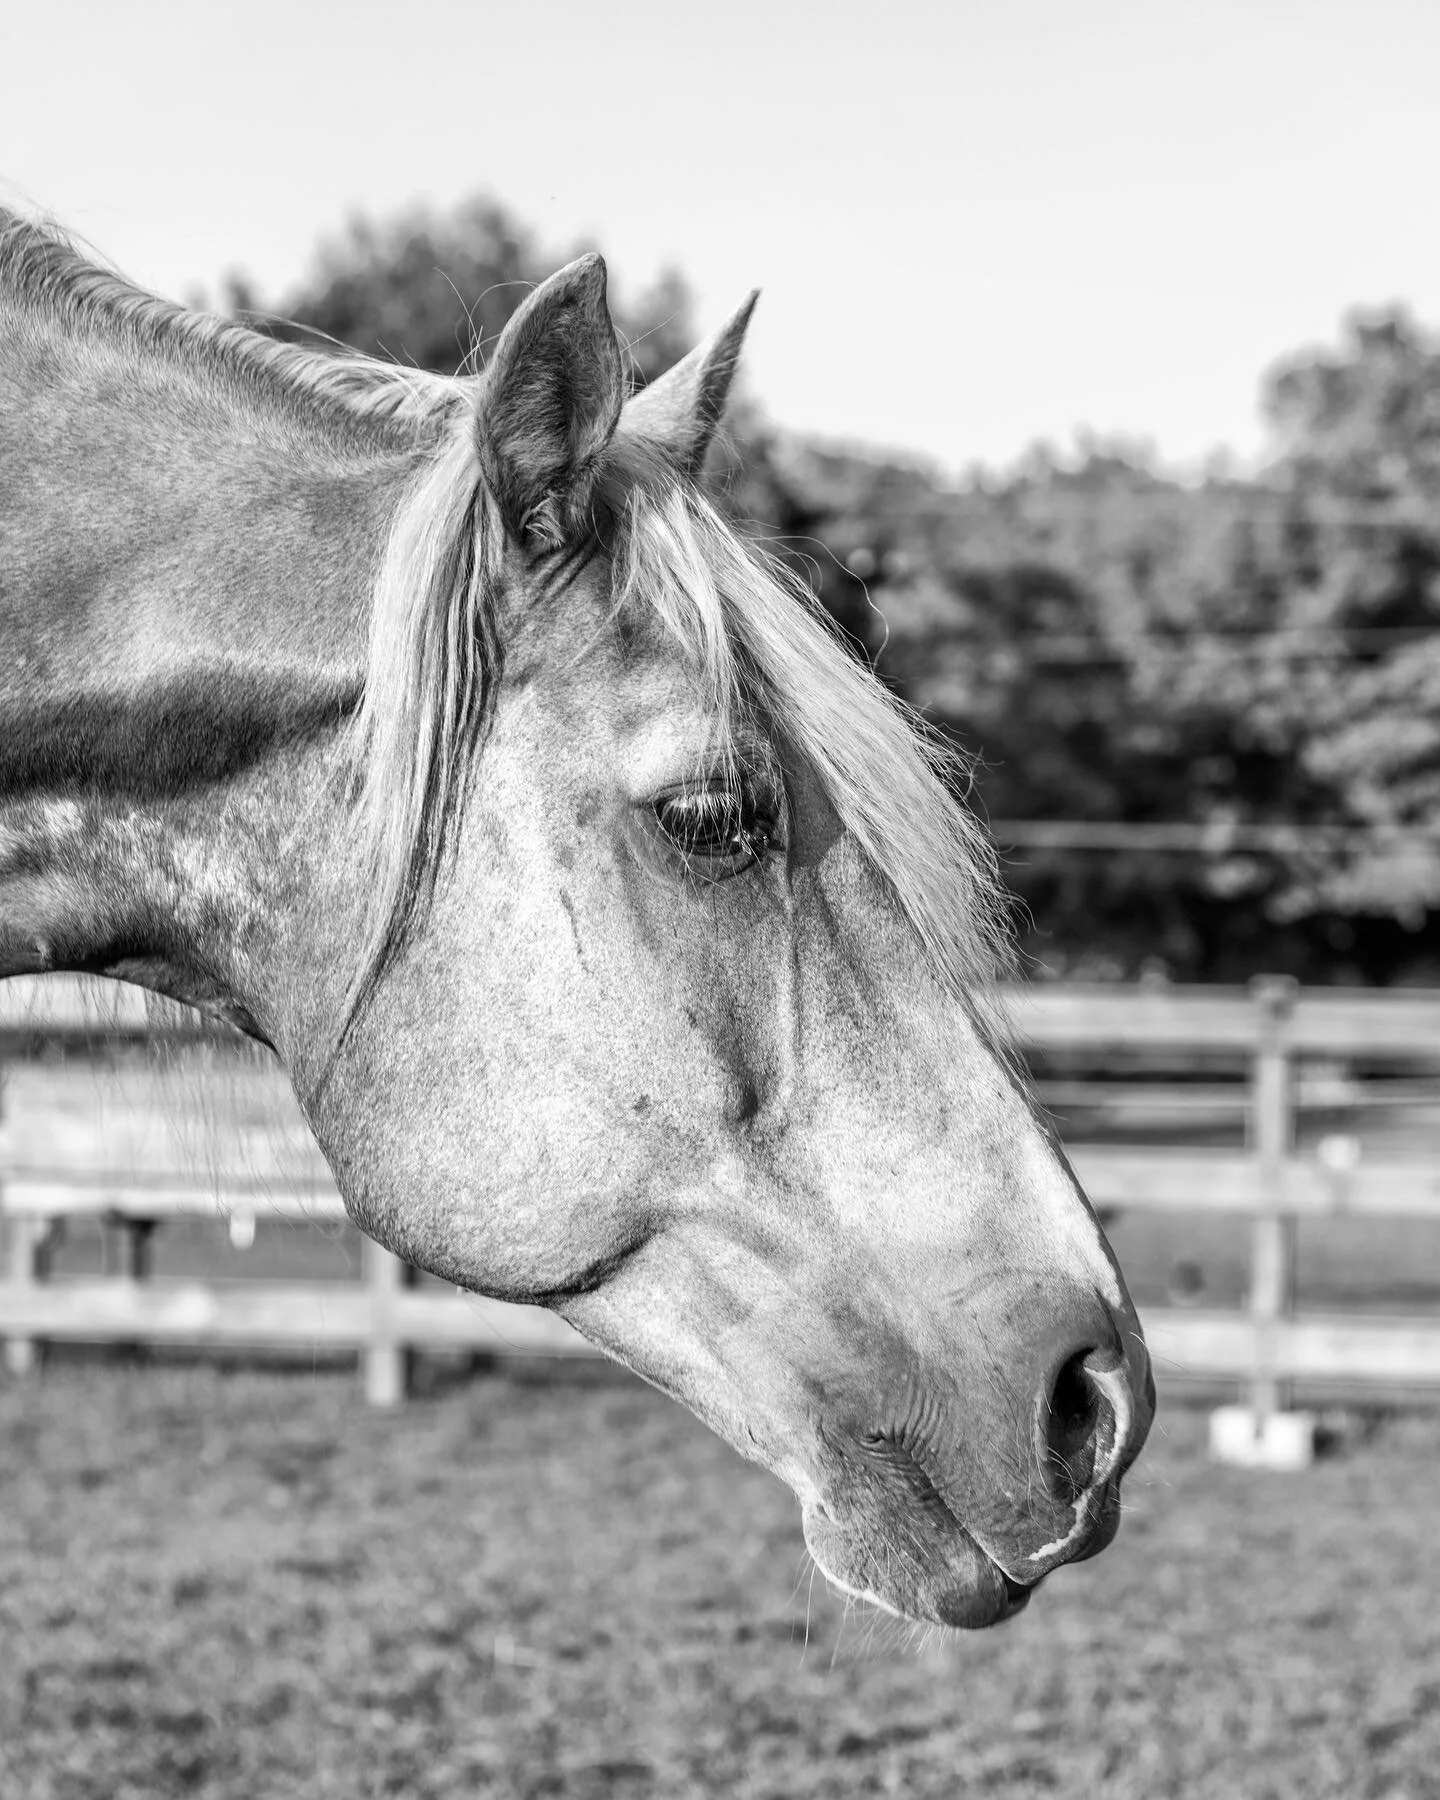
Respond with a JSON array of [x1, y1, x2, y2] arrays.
[[1039, 1348, 1113, 1502]]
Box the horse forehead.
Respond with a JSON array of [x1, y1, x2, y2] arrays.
[[507, 603, 744, 766]]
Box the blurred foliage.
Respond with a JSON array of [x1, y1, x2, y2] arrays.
[[732, 313, 1440, 984], [227, 198, 1440, 984], [225, 195, 694, 387]]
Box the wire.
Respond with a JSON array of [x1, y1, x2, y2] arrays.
[[888, 626, 1440, 667], [990, 820, 1440, 853]]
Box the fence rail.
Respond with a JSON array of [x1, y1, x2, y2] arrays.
[[2, 974, 1438, 1406]]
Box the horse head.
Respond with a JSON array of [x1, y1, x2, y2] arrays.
[[310, 257, 1154, 1626], [0, 220, 1153, 1626]]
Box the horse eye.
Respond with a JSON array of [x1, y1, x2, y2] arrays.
[[652, 782, 775, 873]]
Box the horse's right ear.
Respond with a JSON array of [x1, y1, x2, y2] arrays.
[[474, 255, 625, 549], [619, 292, 759, 476]]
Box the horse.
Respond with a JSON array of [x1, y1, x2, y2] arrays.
[[0, 206, 1153, 1629]]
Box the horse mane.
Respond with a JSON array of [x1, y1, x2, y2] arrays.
[[0, 206, 1015, 1030], [0, 206, 459, 452]]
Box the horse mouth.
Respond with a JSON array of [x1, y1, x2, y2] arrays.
[[801, 1502, 1046, 1629], [801, 1473, 1125, 1629]]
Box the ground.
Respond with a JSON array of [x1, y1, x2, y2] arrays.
[[2, 1360, 1438, 1800]]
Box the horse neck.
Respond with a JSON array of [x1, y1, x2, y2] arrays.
[[0, 320, 409, 1033]]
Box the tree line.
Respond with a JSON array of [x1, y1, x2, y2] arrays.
[[224, 196, 1440, 985]]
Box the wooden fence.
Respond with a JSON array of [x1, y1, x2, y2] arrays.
[[1, 974, 1438, 1408]]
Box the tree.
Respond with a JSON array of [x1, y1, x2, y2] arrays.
[[1240, 311, 1440, 942], [225, 194, 696, 387], [757, 425, 1440, 983]]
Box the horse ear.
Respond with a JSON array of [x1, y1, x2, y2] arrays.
[[474, 254, 625, 548], [620, 292, 759, 475]]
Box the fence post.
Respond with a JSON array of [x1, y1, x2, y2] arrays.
[[1248, 975, 1298, 1423], [1, 1064, 39, 1377], [105, 1217, 156, 1282], [112, 1216, 157, 1366], [3, 1217, 59, 1377], [362, 1234, 412, 1407]]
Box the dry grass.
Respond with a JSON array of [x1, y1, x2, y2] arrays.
[[2, 1360, 1439, 1800]]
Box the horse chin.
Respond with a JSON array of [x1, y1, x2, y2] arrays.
[[800, 1503, 1037, 1630]]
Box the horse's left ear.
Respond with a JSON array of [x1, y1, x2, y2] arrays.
[[620, 292, 759, 475], [474, 254, 626, 549]]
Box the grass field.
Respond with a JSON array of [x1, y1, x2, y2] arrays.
[[3, 1360, 1439, 1800]]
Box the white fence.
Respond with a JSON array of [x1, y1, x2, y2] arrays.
[[1, 974, 1438, 1407]]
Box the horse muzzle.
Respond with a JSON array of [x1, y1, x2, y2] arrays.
[[798, 1283, 1155, 1627]]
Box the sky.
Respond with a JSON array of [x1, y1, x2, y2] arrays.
[[5, 0, 1440, 476]]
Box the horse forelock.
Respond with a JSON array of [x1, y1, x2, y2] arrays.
[[342, 414, 1016, 1041], [603, 450, 1019, 1017]]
